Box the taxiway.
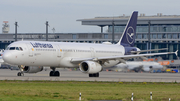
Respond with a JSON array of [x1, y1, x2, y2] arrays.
[[0, 69, 180, 82]]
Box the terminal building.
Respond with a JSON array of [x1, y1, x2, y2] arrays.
[[77, 13, 180, 60], [1, 13, 180, 60]]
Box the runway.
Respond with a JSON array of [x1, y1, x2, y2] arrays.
[[0, 69, 180, 82]]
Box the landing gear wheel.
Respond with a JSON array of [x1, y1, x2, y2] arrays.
[[17, 65, 24, 76], [89, 73, 99, 77], [54, 71, 60, 77], [50, 71, 54, 76], [49, 71, 60, 77], [17, 72, 21, 76]]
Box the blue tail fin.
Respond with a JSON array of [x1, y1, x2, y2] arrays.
[[117, 11, 138, 47]]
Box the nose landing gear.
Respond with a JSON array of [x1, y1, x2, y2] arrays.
[[17, 72, 24, 76], [17, 65, 24, 76]]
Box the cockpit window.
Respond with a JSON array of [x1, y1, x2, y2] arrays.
[[16, 47, 19, 50], [19, 47, 23, 51], [5, 47, 10, 50], [7, 47, 23, 51], [9, 47, 16, 50]]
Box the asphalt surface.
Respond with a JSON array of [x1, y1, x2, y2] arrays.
[[0, 69, 180, 82]]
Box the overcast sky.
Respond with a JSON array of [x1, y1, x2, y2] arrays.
[[0, 0, 179, 33]]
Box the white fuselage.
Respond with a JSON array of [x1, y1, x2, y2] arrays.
[[3, 41, 125, 68], [112, 61, 163, 72]]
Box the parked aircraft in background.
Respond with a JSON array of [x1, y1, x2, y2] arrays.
[[110, 61, 164, 72], [2, 11, 177, 77], [0, 50, 4, 67]]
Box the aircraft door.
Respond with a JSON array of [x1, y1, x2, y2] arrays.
[[90, 47, 95, 58], [57, 45, 62, 58], [26, 43, 33, 57]]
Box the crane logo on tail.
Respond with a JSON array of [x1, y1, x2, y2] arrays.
[[126, 26, 135, 44]]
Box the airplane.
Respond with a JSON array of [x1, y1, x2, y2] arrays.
[[110, 61, 164, 72], [2, 11, 177, 77], [0, 50, 5, 67]]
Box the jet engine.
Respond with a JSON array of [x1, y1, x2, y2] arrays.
[[142, 66, 153, 72], [23, 66, 43, 73], [79, 61, 102, 74]]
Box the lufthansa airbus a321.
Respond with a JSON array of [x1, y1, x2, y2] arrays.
[[2, 11, 177, 77]]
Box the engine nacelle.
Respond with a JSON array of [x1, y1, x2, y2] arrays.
[[79, 61, 102, 74], [23, 66, 43, 73], [142, 66, 152, 72]]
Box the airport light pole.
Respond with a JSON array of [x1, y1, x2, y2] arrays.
[[46, 21, 49, 41], [15, 22, 18, 41], [112, 20, 115, 44], [148, 21, 151, 52]]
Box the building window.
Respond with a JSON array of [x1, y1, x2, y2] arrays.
[[142, 34, 147, 39], [108, 25, 180, 33], [162, 33, 166, 39], [79, 34, 88, 39], [92, 34, 102, 38], [104, 34, 108, 39], [162, 26, 167, 32], [152, 34, 157, 39], [158, 34, 162, 39], [167, 34, 172, 39], [137, 34, 142, 39], [72, 34, 76, 39], [137, 26, 148, 32], [172, 33, 178, 39]]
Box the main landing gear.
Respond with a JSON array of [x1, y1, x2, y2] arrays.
[[49, 67, 60, 77], [89, 73, 99, 77]]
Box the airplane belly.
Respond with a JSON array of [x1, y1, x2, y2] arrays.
[[59, 57, 78, 68]]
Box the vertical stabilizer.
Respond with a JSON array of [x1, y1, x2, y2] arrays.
[[117, 11, 138, 47]]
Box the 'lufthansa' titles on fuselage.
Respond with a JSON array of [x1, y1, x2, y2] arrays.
[[30, 42, 53, 48]]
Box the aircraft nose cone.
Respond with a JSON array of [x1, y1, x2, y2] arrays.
[[2, 52, 13, 64]]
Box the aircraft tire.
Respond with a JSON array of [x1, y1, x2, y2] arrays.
[[89, 73, 99, 77], [54, 71, 60, 77], [93, 73, 99, 77], [96, 73, 99, 77], [50, 71, 54, 76], [17, 72, 21, 76]]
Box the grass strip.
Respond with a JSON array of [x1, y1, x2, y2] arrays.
[[0, 80, 179, 101]]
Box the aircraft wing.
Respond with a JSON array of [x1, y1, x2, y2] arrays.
[[131, 48, 168, 54], [71, 51, 177, 63]]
